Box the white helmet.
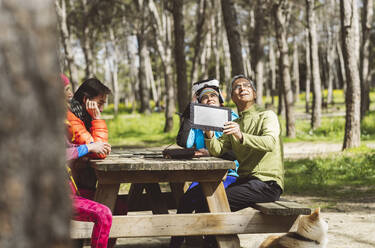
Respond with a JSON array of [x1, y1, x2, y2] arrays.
[[191, 79, 224, 104]]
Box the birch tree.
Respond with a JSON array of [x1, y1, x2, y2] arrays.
[[55, 0, 79, 90], [340, 0, 361, 149], [137, 0, 151, 114], [274, 0, 296, 138], [360, 0, 373, 118], [306, 0, 322, 130], [149, 0, 176, 131]]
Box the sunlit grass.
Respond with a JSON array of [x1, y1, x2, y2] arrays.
[[106, 112, 180, 147], [284, 148, 375, 200]]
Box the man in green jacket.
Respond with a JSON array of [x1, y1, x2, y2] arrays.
[[205, 74, 284, 211]]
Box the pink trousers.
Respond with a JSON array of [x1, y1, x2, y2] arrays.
[[78, 188, 128, 248], [73, 196, 112, 248]]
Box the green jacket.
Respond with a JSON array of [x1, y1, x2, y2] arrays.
[[205, 104, 284, 190]]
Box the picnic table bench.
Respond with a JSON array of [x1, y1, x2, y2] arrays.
[[70, 149, 311, 247]]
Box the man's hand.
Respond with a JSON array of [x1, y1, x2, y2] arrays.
[[87, 141, 111, 155], [86, 100, 101, 120], [223, 121, 243, 142]]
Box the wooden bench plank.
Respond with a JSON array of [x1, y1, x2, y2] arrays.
[[71, 211, 299, 239], [251, 201, 311, 216]]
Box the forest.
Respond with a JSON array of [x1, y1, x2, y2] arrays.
[[56, 0, 374, 149], [0, 0, 374, 247]]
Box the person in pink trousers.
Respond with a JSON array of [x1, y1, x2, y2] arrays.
[[67, 140, 113, 248], [63, 74, 113, 248]]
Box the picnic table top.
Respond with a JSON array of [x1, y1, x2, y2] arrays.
[[91, 148, 236, 171]]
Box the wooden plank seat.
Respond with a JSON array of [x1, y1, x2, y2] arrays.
[[71, 200, 311, 239]]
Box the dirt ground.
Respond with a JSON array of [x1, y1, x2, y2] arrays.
[[112, 142, 375, 248]]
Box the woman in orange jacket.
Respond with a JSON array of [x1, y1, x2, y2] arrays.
[[66, 78, 127, 247], [66, 78, 111, 192]]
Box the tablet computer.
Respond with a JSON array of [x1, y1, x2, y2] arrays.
[[190, 103, 232, 132]]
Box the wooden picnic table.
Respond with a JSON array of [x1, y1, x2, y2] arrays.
[[94, 148, 240, 247], [71, 148, 311, 248]]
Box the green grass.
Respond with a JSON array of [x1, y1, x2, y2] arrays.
[[284, 148, 375, 200], [106, 112, 180, 147]]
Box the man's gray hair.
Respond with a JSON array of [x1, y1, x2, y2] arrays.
[[230, 74, 256, 93]]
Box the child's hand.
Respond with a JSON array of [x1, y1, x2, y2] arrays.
[[87, 141, 111, 155], [86, 100, 101, 119], [194, 148, 210, 157]]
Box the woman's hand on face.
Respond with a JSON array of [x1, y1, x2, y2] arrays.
[[223, 121, 243, 142], [86, 100, 101, 120], [87, 141, 111, 155]]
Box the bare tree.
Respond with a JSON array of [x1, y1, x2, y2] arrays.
[[172, 0, 189, 113], [306, 0, 322, 130], [190, 0, 207, 85], [106, 27, 120, 116], [292, 39, 300, 103], [55, 0, 79, 90], [269, 39, 277, 106], [360, 0, 373, 118], [336, 39, 347, 91], [340, 0, 361, 149], [305, 29, 311, 113], [149, 0, 176, 131], [273, 0, 296, 138], [251, 0, 266, 106], [136, 0, 151, 114], [79, 0, 97, 78], [221, 0, 244, 76], [0, 1, 71, 247]]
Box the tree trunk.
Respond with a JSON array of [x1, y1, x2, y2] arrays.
[[306, 0, 322, 130], [0, 1, 71, 247], [172, 0, 189, 113], [145, 49, 158, 104], [360, 0, 373, 118], [223, 29, 232, 102], [336, 40, 347, 91], [254, 60, 264, 106], [55, 0, 79, 91], [305, 29, 311, 113], [251, 0, 265, 106], [163, 52, 175, 132], [80, 0, 95, 78], [221, 0, 244, 76], [325, 19, 336, 105], [125, 36, 139, 112], [292, 39, 300, 103], [340, 0, 361, 149], [269, 40, 277, 106], [137, 33, 151, 114], [108, 27, 120, 116], [274, 0, 295, 138], [149, 0, 175, 131], [190, 0, 207, 85]]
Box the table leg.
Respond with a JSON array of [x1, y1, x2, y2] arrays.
[[201, 181, 240, 248], [94, 183, 120, 212]]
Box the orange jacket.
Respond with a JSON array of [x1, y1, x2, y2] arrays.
[[66, 110, 108, 159]]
